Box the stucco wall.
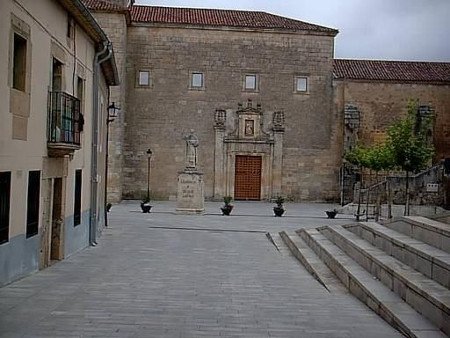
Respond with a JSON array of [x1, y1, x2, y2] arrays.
[[0, 0, 109, 285]]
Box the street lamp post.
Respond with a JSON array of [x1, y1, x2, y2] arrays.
[[105, 101, 119, 227], [146, 148, 152, 200]]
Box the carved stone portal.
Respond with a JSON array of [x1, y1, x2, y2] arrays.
[[213, 100, 284, 200]]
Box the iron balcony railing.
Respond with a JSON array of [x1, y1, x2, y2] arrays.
[[47, 91, 82, 146]]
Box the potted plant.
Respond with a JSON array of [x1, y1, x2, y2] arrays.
[[221, 196, 233, 216], [273, 196, 285, 217], [325, 209, 338, 219], [140, 195, 152, 213]]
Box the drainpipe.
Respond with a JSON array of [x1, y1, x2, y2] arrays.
[[90, 42, 112, 246]]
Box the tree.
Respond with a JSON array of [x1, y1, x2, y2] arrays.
[[345, 143, 394, 221], [385, 100, 434, 215], [365, 144, 395, 175]]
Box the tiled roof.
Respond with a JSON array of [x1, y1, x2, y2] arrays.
[[334, 59, 450, 83], [82, 0, 127, 12], [129, 6, 337, 34]]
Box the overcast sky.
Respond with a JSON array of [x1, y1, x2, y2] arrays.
[[134, 0, 450, 62]]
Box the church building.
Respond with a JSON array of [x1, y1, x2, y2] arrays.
[[84, 0, 450, 203]]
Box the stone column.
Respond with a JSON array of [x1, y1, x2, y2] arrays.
[[213, 110, 226, 200], [272, 111, 285, 198]]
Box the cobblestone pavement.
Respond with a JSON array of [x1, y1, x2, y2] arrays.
[[0, 201, 402, 337]]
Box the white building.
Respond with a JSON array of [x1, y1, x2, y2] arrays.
[[0, 0, 119, 286]]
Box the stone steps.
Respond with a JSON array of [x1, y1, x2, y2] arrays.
[[297, 228, 446, 338], [385, 216, 450, 253], [317, 225, 450, 336], [430, 213, 450, 225], [279, 215, 450, 336], [344, 222, 450, 288], [279, 231, 345, 293]]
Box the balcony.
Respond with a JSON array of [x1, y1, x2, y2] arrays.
[[47, 91, 82, 157]]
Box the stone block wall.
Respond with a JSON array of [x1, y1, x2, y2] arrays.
[[123, 25, 340, 201], [335, 80, 450, 161], [90, 12, 128, 203]]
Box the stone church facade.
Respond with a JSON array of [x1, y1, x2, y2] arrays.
[[84, 0, 450, 203]]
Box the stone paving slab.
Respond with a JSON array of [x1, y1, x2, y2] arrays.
[[0, 202, 402, 337]]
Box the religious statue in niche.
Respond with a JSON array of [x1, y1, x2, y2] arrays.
[[183, 130, 199, 169], [244, 119, 254, 136]]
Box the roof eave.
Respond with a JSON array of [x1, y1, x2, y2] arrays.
[[131, 21, 338, 36], [333, 76, 450, 86], [57, 0, 120, 86]]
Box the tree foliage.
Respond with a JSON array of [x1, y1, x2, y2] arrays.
[[386, 101, 434, 173], [344, 143, 394, 172], [344, 100, 434, 217]]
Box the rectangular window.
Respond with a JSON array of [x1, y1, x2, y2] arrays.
[[244, 74, 258, 91], [76, 76, 84, 134], [52, 58, 63, 91], [13, 33, 27, 91], [77, 76, 84, 111], [74, 169, 82, 226], [67, 16, 74, 39], [0, 172, 11, 245], [295, 76, 308, 93], [26, 171, 40, 238], [138, 71, 150, 86], [190, 72, 204, 89]]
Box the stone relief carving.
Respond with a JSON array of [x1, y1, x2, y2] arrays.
[[214, 109, 226, 127], [272, 111, 285, 131]]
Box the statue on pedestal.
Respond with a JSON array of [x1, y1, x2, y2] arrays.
[[184, 131, 199, 169], [177, 130, 204, 214]]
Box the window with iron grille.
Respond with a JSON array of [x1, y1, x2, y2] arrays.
[[0, 172, 11, 244], [26, 171, 40, 238], [47, 91, 81, 145], [74, 169, 82, 226]]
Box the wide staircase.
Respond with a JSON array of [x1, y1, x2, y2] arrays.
[[279, 215, 450, 338]]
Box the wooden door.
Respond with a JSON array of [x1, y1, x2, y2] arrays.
[[234, 155, 262, 200]]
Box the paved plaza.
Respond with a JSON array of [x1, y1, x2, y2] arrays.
[[0, 201, 403, 337]]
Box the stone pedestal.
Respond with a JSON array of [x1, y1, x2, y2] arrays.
[[176, 170, 205, 214]]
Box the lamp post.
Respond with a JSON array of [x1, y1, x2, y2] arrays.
[[104, 102, 119, 227], [146, 148, 152, 200]]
